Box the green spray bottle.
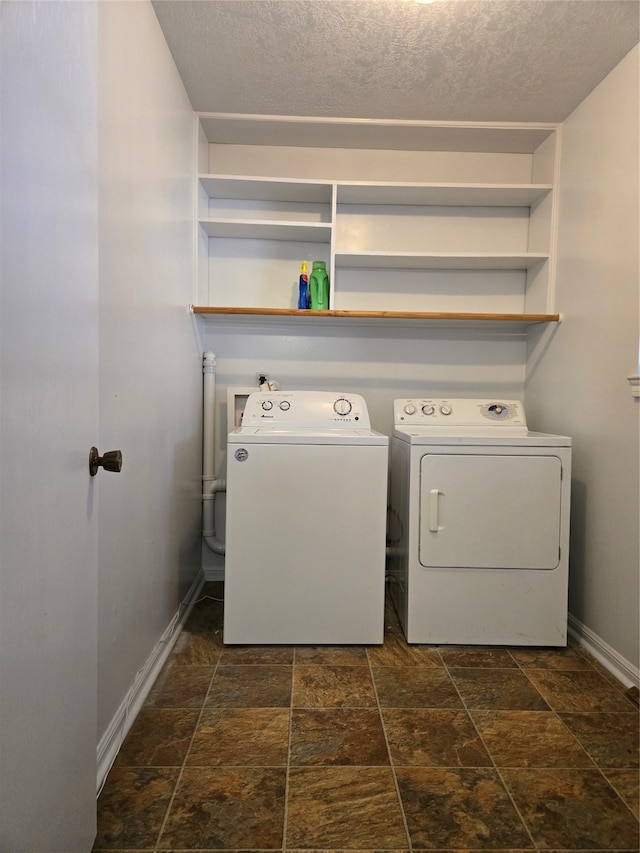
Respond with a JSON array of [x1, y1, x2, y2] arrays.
[[309, 260, 329, 310]]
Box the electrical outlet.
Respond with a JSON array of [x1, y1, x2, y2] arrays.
[[256, 372, 269, 386]]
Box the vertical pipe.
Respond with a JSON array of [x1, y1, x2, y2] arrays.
[[202, 351, 216, 482], [202, 352, 225, 555]]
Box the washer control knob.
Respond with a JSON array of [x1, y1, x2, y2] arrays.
[[334, 397, 352, 416], [261, 400, 273, 411], [422, 404, 435, 416], [404, 403, 416, 415], [440, 404, 452, 415], [279, 400, 291, 411]]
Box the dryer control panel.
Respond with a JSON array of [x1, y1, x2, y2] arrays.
[[240, 390, 372, 430], [393, 398, 528, 430]]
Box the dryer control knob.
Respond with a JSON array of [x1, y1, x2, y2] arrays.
[[333, 397, 352, 416], [404, 404, 416, 415], [422, 404, 435, 416], [279, 400, 290, 411], [261, 400, 273, 411], [440, 404, 452, 415]]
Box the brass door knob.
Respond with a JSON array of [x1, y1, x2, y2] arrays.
[[89, 447, 123, 477]]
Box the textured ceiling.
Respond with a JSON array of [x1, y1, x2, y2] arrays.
[[152, 0, 639, 124]]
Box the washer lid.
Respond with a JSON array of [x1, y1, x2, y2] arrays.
[[228, 427, 388, 446], [396, 425, 529, 438], [392, 427, 571, 446]]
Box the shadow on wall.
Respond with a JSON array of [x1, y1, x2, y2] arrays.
[[170, 433, 204, 602], [567, 477, 587, 622]]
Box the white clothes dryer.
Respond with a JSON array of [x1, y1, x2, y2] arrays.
[[389, 398, 571, 646], [224, 390, 388, 645]]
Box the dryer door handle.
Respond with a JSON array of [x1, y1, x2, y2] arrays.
[[428, 488, 443, 532]]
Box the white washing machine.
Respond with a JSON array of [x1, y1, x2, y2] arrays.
[[224, 390, 389, 645], [389, 398, 571, 646]]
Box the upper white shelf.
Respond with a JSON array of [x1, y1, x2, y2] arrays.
[[199, 218, 332, 242], [336, 182, 552, 207], [198, 113, 557, 154], [334, 251, 548, 271], [199, 175, 333, 204], [195, 114, 560, 325], [199, 175, 552, 208]]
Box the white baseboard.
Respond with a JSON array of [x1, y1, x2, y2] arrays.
[[96, 570, 205, 793], [568, 613, 639, 689]]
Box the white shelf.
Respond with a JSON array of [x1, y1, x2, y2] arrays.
[[200, 175, 551, 208], [195, 116, 559, 323], [198, 114, 556, 154], [199, 218, 332, 242], [199, 174, 333, 203], [334, 251, 548, 271], [336, 182, 552, 207]]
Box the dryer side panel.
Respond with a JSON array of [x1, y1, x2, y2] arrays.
[[388, 438, 410, 630], [419, 454, 562, 569]]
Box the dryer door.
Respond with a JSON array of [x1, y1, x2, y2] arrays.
[[419, 454, 562, 569]]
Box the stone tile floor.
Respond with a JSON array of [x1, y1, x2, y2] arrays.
[[93, 582, 639, 852]]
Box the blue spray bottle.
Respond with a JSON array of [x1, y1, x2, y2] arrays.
[[297, 260, 309, 309]]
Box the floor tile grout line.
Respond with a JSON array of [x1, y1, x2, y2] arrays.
[[441, 654, 541, 852], [489, 665, 640, 841], [513, 662, 628, 786], [152, 643, 222, 853], [366, 642, 414, 852], [112, 756, 633, 771], [466, 707, 600, 773], [519, 665, 639, 712], [459, 654, 638, 848], [556, 712, 640, 789], [520, 665, 608, 780], [601, 771, 640, 822], [281, 649, 298, 853]]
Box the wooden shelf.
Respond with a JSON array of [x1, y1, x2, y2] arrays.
[[192, 306, 560, 325]]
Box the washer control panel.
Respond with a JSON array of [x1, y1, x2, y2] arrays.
[[240, 390, 371, 429], [394, 398, 527, 429]]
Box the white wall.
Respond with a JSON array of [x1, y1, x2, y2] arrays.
[[526, 46, 640, 678], [97, 1, 202, 739]]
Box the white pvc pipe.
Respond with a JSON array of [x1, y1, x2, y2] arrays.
[[202, 352, 226, 555]]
